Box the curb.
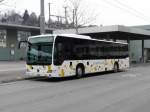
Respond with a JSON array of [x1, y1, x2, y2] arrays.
[[0, 77, 35, 84]]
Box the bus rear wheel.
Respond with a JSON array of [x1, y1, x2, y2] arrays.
[[76, 66, 84, 78], [114, 63, 119, 73]]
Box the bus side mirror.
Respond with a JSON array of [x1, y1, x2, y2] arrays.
[[18, 40, 28, 49]]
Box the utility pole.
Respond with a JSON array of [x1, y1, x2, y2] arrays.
[[64, 6, 68, 25], [48, 2, 52, 28], [74, 8, 78, 34], [72, 9, 75, 27], [40, 0, 45, 34]]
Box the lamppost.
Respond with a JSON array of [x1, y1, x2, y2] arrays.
[[40, 0, 45, 34]]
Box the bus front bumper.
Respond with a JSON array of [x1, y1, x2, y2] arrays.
[[26, 72, 53, 78]]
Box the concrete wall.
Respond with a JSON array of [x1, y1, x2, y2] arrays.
[[144, 40, 150, 48], [130, 40, 142, 63], [0, 48, 10, 60], [0, 48, 26, 61], [129, 39, 150, 63]]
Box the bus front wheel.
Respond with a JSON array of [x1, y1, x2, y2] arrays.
[[76, 65, 84, 78]]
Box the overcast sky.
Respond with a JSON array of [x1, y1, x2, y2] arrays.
[[1, 0, 150, 26]]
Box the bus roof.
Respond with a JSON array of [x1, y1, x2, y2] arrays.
[[58, 34, 92, 39], [29, 34, 128, 45], [29, 34, 91, 39]]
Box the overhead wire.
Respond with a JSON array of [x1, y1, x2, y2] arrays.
[[0, 0, 16, 8], [101, 0, 150, 23], [113, 0, 150, 21]]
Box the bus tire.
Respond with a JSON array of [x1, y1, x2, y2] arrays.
[[114, 62, 119, 73], [76, 65, 85, 78]]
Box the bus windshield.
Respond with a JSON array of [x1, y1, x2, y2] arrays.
[[27, 36, 54, 65]]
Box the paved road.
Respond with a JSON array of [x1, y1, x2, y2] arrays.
[[0, 65, 150, 112], [0, 61, 26, 83]]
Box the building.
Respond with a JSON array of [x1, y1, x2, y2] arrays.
[[130, 25, 150, 63], [0, 23, 53, 60], [1, 23, 150, 63], [54, 25, 150, 63]]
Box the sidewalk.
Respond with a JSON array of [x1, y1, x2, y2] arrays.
[[0, 61, 27, 83], [130, 62, 150, 68], [0, 61, 150, 84]]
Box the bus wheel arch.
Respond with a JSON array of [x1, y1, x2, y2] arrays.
[[76, 63, 85, 78], [114, 62, 119, 72]]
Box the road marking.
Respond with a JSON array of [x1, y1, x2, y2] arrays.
[[122, 73, 142, 78], [0, 68, 25, 72]]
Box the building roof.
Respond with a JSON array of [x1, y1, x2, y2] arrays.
[[29, 34, 91, 40], [0, 23, 54, 31], [132, 25, 150, 30], [54, 25, 150, 40]]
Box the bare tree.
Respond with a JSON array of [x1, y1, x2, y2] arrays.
[[28, 12, 38, 26], [0, 0, 15, 8], [65, 0, 97, 33], [1, 10, 23, 24]]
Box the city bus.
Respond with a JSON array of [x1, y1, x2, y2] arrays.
[[20, 34, 129, 78]]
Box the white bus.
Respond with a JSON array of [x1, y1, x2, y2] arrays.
[[21, 34, 129, 78]]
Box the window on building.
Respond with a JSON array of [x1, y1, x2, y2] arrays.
[[0, 29, 7, 48], [17, 31, 31, 48]]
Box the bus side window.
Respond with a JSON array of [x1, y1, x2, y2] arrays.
[[54, 43, 64, 65], [57, 43, 62, 52]]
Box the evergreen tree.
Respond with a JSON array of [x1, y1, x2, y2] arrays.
[[22, 10, 29, 25]]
